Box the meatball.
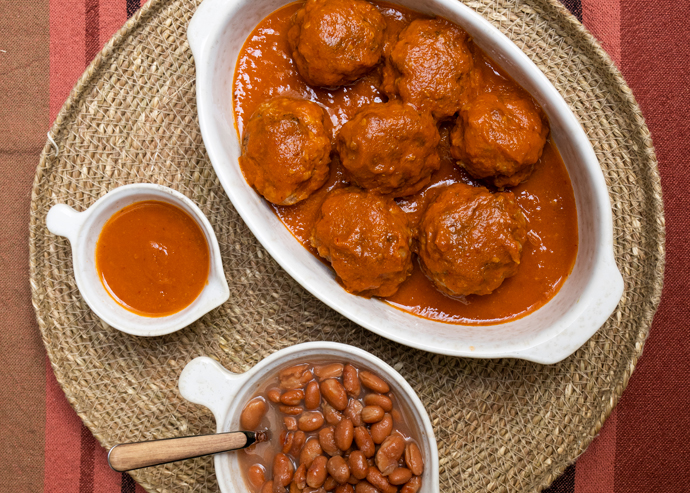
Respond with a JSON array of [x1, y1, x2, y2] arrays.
[[336, 101, 441, 197], [239, 97, 332, 206], [383, 18, 474, 120], [288, 0, 386, 88], [311, 189, 413, 297], [418, 183, 527, 297], [450, 90, 549, 188]]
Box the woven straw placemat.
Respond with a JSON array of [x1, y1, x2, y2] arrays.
[[29, 0, 665, 491]]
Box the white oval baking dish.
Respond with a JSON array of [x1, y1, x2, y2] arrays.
[[187, 0, 623, 364]]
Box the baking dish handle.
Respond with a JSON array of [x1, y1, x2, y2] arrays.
[[187, 0, 230, 63], [179, 357, 245, 427], [509, 254, 624, 364]]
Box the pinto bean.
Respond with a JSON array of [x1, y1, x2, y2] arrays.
[[240, 397, 267, 430], [319, 426, 341, 457], [370, 413, 393, 444], [281, 389, 305, 406], [361, 405, 384, 424], [314, 363, 344, 381], [290, 430, 307, 457], [367, 466, 396, 493], [335, 418, 354, 451], [305, 381, 321, 410], [354, 426, 375, 458], [363, 394, 393, 412], [307, 456, 328, 488], [267, 388, 282, 403], [327, 455, 351, 484], [375, 435, 405, 476], [359, 371, 389, 393], [354, 481, 378, 493], [348, 450, 369, 480], [282, 431, 294, 454], [273, 453, 294, 487], [343, 364, 360, 397], [323, 401, 344, 425], [299, 411, 325, 432], [388, 467, 413, 485], [344, 399, 364, 427], [404, 442, 424, 476], [247, 464, 266, 490], [293, 464, 307, 489], [280, 364, 309, 389], [280, 405, 304, 415], [300, 438, 323, 468], [321, 379, 348, 411], [400, 476, 422, 493]]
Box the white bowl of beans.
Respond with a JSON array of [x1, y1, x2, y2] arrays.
[[179, 342, 438, 493]]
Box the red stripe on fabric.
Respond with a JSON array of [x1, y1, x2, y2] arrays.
[[49, 0, 85, 121], [581, 0, 621, 66], [575, 409, 616, 493], [44, 357, 83, 493], [614, 0, 690, 492], [136, 484, 147, 493], [85, 0, 99, 63], [99, 0, 126, 48], [79, 425, 96, 493], [93, 440, 122, 493]]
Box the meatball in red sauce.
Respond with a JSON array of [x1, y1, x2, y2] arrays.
[[239, 97, 332, 206], [336, 101, 441, 197], [418, 183, 527, 297], [311, 189, 413, 297], [383, 18, 474, 120], [450, 90, 549, 188], [288, 0, 386, 88]]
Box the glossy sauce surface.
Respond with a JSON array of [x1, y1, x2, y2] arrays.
[[95, 200, 210, 316], [233, 2, 578, 325]]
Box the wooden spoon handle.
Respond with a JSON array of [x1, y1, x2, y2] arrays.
[[108, 431, 256, 472]]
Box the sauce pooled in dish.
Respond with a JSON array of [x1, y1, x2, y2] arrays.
[[95, 200, 210, 317], [233, 1, 578, 325]]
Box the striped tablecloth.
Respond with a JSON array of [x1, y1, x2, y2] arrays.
[[1, 0, 688, 491]]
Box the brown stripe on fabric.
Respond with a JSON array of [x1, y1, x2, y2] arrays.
[[0, 0, 50, 488], [126, 0, 139, 18], [85, 0, 100, 62], [79, 425, 96, 493], [615, 0, 690, 492], [544, 464, 576, 493], [122, 472, 137, 493], [560, 0, 583, 22]]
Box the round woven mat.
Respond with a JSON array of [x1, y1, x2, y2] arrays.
[[29, 0, 665, 491]]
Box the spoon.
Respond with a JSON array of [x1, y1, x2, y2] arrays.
[[108, 431, 268, 472]]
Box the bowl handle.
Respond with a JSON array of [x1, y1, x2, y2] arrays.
[[46, 204, 85, 244], [179, 357, 245, 427]]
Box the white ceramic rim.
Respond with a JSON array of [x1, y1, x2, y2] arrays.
[[45, 183, 230, 336], [187, 0, 624, 363], [178, 342, 440, 493]]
